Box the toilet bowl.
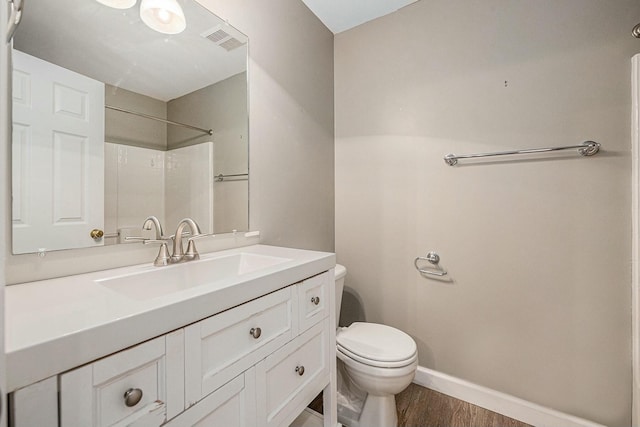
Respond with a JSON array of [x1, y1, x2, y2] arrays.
[[334, 264, 417, 427]]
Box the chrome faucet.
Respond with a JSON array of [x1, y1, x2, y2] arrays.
[[170, 218, 203, 263], [143, 216, 164, 239], [127, 216, 207, 266], [127, 216, 171, 266]]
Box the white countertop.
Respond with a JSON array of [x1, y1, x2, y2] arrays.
[[5, 244, 335, 392]]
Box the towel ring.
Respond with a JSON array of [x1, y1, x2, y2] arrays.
[[414, 251, 447, 277]]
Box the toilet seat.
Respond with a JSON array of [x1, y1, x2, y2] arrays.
[[337, 345, 417, 369], [337, 322, 417, 368]]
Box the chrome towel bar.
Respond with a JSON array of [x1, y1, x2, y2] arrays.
[[215, 173, 248, 182], [444, 140, 600, 166]]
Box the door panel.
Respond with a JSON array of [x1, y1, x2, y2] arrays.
[[11, 49, 104, 254]]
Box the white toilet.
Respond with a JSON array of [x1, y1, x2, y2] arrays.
[[334, 264, 418, 427]]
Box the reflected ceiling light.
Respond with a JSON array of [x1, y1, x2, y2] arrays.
[[140, 0, 186, 35], [95, 0, 136, 9]]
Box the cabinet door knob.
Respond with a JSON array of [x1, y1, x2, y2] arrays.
[[311, 296, 320, 305], [250, 327, 262, 339], [124, 388, 143, 407], [295, 365, 305, 376]]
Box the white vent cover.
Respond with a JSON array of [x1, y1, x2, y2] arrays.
[[201, 24, 248, 51]]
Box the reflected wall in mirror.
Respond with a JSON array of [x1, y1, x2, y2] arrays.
[[11, 0, 249, 255]]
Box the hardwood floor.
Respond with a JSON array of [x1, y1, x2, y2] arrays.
[[396, 383, 531, 427], [309, 383, 531, 427]]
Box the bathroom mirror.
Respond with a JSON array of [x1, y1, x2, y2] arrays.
[[11, 0, 248, 255]]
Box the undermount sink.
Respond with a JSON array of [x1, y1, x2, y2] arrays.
[[96, 252, 292, 301]]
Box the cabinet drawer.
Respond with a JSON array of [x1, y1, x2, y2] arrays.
[[60, 331, 184, 427], [298, 272, 329, 332], [165, 369, 256, 427], [185, 286, 294, 406], [256, 320, 329, 427]]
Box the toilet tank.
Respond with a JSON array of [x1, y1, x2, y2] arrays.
[[334, 264, 347, 328]]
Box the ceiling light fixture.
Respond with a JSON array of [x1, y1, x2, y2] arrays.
[[95, 0, 136, 9], [140, 0, 186, 35]]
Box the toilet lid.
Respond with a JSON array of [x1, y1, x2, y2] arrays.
[[336, 322, 417, 364]]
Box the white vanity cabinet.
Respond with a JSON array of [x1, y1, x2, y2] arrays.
[[256, 320, 329, 427], [297, 272, 329, 333], [184, 286, 295, 407], [165, 369, 256, 427], [59, 330, 185, 427], [9, 267, 335, 427], [178, 272, 331, 427]]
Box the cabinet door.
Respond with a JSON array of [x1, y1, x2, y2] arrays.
[[256, 319, 330, 427], [9, 377, 58, 427], [60, 331, 184, 427], [185, 287, 294, 406], [165, 369, 256, 427]]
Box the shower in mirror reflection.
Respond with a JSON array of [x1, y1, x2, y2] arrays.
[[96, 0, 187, 34], [11, 0, 249, 254]]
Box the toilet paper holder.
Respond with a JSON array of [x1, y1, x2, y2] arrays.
[[414, 251, 448, 277]]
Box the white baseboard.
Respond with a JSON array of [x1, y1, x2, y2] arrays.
[[413, 366, 605, 427]]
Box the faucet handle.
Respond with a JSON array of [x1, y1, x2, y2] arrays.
[[138, 239, 171, 266], [184, 233, 214, 261], [184, 239, 200, 261], [167, 231, 193, 240], [142, 238, 171, 245], [152, 242, 171, 266], [187, 233, 213, 241]]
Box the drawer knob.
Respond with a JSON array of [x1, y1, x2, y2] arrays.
[[311, 296, 320, 305], [123, 388, 143, 407], [250, 327, 262, 339], [295, 365, 305, 376]]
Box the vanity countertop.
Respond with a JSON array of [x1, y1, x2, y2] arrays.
[[5, 244, 335, 392]]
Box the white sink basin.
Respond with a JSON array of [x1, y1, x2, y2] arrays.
[[96, 252, 291, 301]]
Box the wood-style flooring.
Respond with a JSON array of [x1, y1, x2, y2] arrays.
[[309, 383, 531, 427], [396, 383, 531, 427]]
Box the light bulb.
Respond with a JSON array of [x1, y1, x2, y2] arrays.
[[140, 0, 186, 34], [156, 8, 171, 24]]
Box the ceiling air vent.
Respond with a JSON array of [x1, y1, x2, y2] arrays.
[[201, 24, 248, 52]]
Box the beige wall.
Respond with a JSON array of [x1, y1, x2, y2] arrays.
[[105, 85, 167, 150], [335, 1, 638, 425], [167, 72, 247, 151], [4, 0, 334, 283], [168, 72, 249, 232], [198, 0, 335, 253]]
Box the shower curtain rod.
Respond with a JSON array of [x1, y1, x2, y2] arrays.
[[105, 105, 213, 136], [443, 140, 600, 166]]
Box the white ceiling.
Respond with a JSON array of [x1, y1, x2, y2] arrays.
[[14, 0, 415, 100], [300, 0, 419, 34], [14, 0, 247, 101]]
